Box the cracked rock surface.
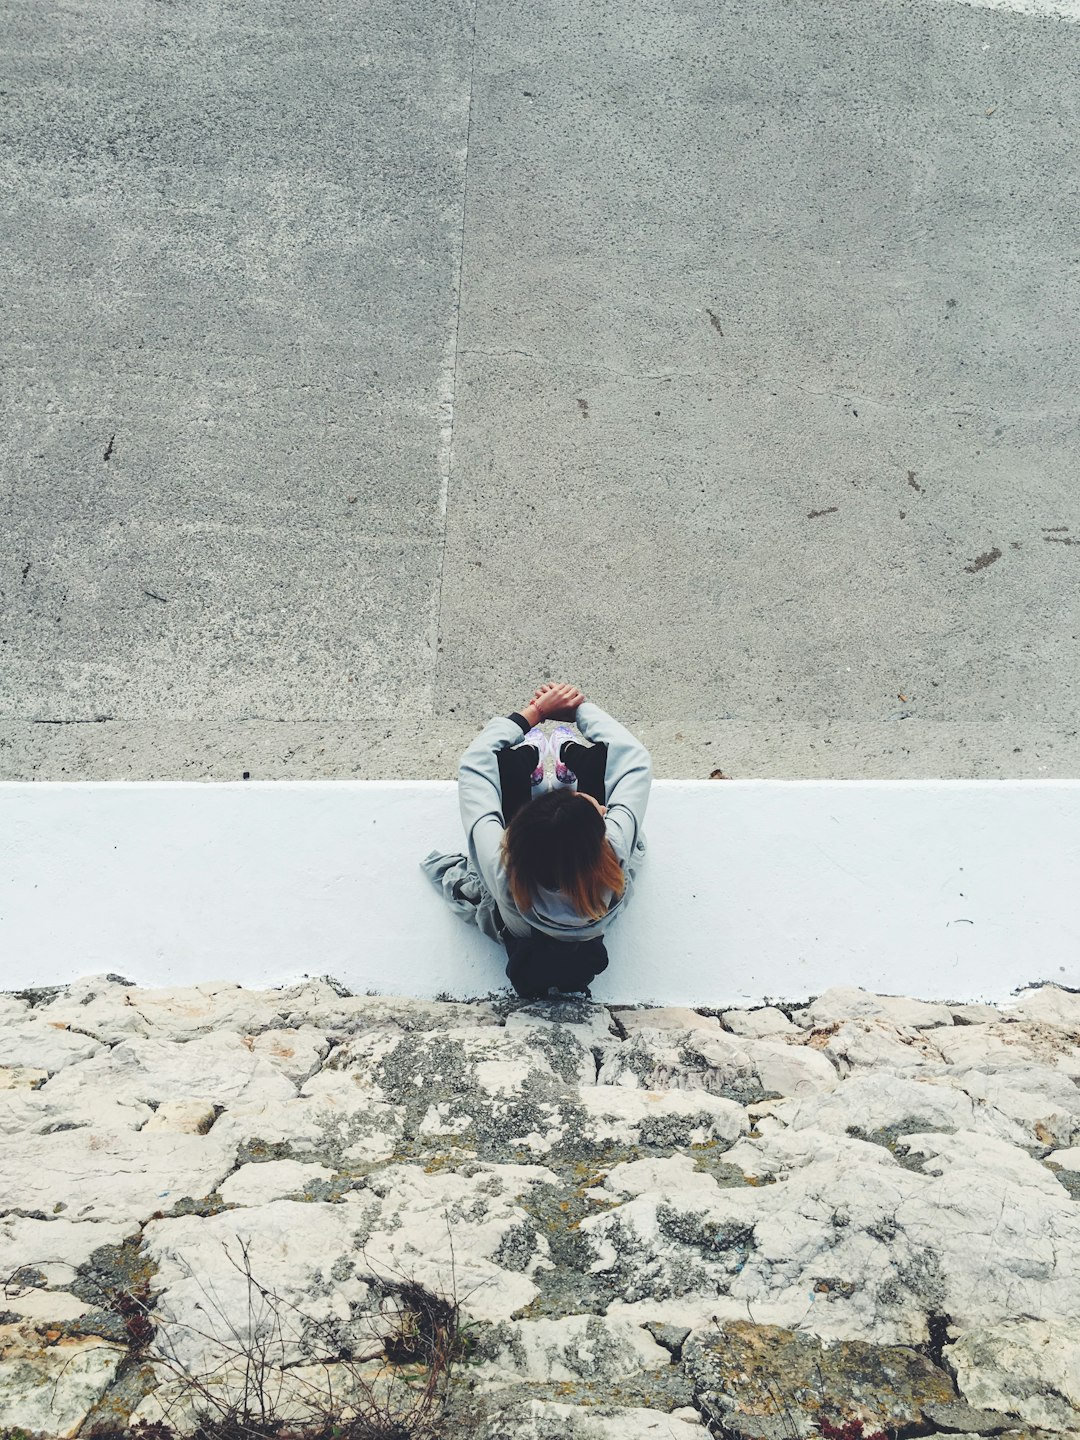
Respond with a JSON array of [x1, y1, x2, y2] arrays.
[[1, 975, 1079, 1438]]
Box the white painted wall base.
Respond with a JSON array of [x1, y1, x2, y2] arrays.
[[2, 781, 1078, 1006]]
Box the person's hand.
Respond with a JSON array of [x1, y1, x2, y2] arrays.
[[531, 681, 585, 721]]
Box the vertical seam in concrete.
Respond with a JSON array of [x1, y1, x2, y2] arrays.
[[430, 0, 479, 718]]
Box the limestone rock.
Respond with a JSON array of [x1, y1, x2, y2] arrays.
[[35, 975, 154, 1043], [0, 1126, 237, 1222], [298, 992, 504, 1035], [470, 1398, 709, 1439], [141, 1164, 559, 1380], [9, 974, 1080, 1440], [602, 1152, 736, 1202], [310, 1022, 586, 1103], [507, 998, 619, 1042], [1007, 986, 1080, 1030], [722, 1007, 798, 1038], [34, 975, 381, 1045], [1, 1021, 103, 1074], [933, 1023, 1080, 1073], [719, 1414, 801, 1440], [243, 1024, 330, 1083], [808, 1018, 946, 1076], [0, 1214, 141, 1288], [210, 1092, 406, 1166], [902, 1128, 1069, 1193], [616, 1007, 722, 1035], [933, 1026, 1031, 1068], [303, 1022, 599, 1160], [130, 1357, 414, 1432], [684, 1320, 957, 1435], [750, 1037, 838, 1097], [773, 1070, 1028, 1146], [585, 1111, 1080, 1346], [0, 1087, 155, 1138], [574, 1085, 746, 1150], [354, 1162, 558, 1321], [924, 1401, 1016, 1434], [946, 1320, 1080, 1432], [0, 1289, 94, 1324], [300, 1027, 405, 1105], [944, 1064, 1080, 1148], [598, 1029, 836, 1101], [31, 973, 307, 1040], [0, 1066, 47, 1090], [580, 1182, 789, 1326], [141, 1200, 379, 1375], [99, 977, 339, 1039], [142, 1100, 218, 1134], [504, 1003, 615, 1083], [722, 1121, 904, 1181], [218, 1158, 337, 1207], [0, 995, 31, 1024], [0, 1325, 125, 1437], [471, 1314, 671, 1385], [888, 1131, 1080, 1329], [951, 1004, 1005, 1026], [38, 1030, 298, 1110], [796, 987, 954, 1030]]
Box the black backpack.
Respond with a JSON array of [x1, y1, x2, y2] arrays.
[[501, 927, 609, 999]]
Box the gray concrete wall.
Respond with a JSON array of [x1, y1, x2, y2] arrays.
[[3, 0, 1078, 780]]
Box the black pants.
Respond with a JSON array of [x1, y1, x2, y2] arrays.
[[496, 737, 609, 823]]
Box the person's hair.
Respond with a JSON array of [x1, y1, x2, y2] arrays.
[[501, 788, 625, 922]]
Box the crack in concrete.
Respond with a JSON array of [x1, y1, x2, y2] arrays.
[[429, 0, 480, 717]]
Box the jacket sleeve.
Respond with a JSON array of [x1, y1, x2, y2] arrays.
[[458, 715, 528, 908], [574, 702, 652, 865]]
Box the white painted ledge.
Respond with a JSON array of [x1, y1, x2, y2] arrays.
[[1, 781, 1078, 1006]]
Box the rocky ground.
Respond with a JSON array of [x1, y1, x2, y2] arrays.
[[2, 975, 1080, 1440]]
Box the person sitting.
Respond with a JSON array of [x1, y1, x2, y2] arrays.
[[421, 682, 652, 997]]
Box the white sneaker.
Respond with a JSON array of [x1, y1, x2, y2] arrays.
[[549, 724, 578, 786], [522, 727, 548, 787]]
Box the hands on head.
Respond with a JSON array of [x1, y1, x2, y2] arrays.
[[524, 681, 585, 723]]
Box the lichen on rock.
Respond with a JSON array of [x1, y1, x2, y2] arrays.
[[4, 978, 1080, 1438]]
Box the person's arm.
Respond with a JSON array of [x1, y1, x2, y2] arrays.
[[458, 714, 529, 899], [574, 701, 652, 864]]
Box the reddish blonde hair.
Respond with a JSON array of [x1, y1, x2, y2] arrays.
[[502, 788, 625, 922]]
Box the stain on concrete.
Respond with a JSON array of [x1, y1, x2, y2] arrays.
[[964, 547, 1001, 574]]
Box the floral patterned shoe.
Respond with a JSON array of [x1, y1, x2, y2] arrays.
[[522, 727, 548, 786], [549, 724, 578, 785]]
